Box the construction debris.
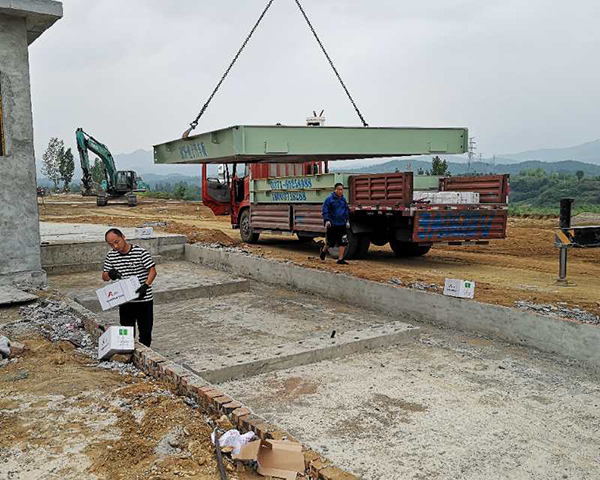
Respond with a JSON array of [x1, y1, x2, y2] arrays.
[[515, 300, 600, 325], [0, 285, 38, 306]]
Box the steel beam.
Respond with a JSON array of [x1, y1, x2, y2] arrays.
[[153, 125, 468, 165]]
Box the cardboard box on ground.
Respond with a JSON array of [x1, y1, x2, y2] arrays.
[[443, 278, 475, 299], [98, 326, 135, 360], [96, 276, 141, 311], [233, 439, 305, 480]]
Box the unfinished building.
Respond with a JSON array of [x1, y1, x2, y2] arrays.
[[0, 0, 62, 286]]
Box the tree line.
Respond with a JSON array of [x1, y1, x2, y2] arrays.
[[41, 137, 75, 191]]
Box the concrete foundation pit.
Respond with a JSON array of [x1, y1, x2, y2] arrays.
[[44, 233, 600, 480]]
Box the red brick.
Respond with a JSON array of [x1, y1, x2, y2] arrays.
[[309, 459, 331, 478], [303, 450, 322, 470], [241, 414, 262, 432], [223, 400, 242, 412], [232, 407, 251, 419]]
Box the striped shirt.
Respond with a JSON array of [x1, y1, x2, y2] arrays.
[[103, 244, 156, 302]]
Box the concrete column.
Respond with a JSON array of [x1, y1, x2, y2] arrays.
[[0, 1, 62, 286]]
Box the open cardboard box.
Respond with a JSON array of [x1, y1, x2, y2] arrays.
[[233, 439, 304, 479]]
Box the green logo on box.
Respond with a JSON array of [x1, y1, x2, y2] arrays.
[[465, 282, 471, 288], [119, 328, 127, 335]]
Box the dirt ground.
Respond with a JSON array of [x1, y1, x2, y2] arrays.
[[0, 304, 251, 480], [38, 194, 600, 317]]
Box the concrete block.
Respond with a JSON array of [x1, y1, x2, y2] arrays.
[[0, 286, 37, 306], [193, 321, 419, 384]]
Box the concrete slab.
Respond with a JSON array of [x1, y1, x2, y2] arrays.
[[39, 222, 179, 244], [49, 261, 249, 310], [95, 280, 407, 370], [196, 321, 419, 384], [0, 286, 37, 306], [40, 222, 186, 274], [221, 326, 600, 480]]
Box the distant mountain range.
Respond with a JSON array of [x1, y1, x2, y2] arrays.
[[37, 137, 600, 184], [338, 159, 600, 176], [498, 138, 600, 164]]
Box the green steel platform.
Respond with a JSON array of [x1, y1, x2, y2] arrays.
[[153, 125, 468, 165]]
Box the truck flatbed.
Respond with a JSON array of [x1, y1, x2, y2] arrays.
[[153, 125, 468, 165]]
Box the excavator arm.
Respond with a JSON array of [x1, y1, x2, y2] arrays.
[[75, 128, 118, 193]]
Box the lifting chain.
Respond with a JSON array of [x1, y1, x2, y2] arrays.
[[183, 0, 368, 138]]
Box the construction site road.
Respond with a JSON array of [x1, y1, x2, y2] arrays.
[[38, 195, 600, 320]]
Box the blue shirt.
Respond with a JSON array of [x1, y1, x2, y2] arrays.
[[322, 192, 349, 226]]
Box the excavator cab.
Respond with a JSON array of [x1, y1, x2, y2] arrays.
[[115, 170, 140, 192]]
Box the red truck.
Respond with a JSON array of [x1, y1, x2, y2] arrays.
[[201, 162, 509, 259]]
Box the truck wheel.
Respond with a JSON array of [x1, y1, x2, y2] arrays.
[[240, 209, 260, 244], [127, 194, 137, 207], [389, 239, 431, 257], [343, 230, 369, 259], [96, 194, 107, 207], [370, 231, 388, 247], [356, 234, 371, 258]]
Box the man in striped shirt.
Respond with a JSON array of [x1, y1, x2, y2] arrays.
[[102, 228, 157, 347]]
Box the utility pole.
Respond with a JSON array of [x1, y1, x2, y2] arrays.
[[467, 137, 476, 173]]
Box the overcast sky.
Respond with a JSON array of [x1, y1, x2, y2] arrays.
[[29, 0, 600, 163]]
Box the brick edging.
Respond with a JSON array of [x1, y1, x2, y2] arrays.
[[62, 295, 358, 480]]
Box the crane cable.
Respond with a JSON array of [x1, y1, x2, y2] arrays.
[[292, 0, 368, 127], [183, 0, 369, 138], [182, 0, 277, 138]]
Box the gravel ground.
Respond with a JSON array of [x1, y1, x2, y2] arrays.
[[515, 300, 600, 325]]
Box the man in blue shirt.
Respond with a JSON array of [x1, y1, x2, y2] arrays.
[[320, 183, 349, 265]]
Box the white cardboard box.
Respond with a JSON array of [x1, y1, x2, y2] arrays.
[[135, 227, 153, 238], [96, 276, 141, 311], [443, 278, 475, 299], [458, 192, 480, 204], [98, 326, 135, 360]]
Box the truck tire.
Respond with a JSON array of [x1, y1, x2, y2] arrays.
[[389, 239, 431, 257], [96, 194, 107, 207], [356, 234, 371, 258], [344, 230, 370, 259], [370, 230, 388, 247], [127, 194, 137, 207], [240, 209, 260, 244]]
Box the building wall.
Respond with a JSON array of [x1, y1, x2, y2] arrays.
[[0, 13, 46, 286]]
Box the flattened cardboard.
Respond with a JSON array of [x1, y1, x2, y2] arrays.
[[257, 440, 304, 480], [232, 440, 261, 461]]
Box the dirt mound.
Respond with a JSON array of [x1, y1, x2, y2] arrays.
[[165, 222, 239, 246]]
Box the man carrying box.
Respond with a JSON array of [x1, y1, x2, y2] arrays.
[[102, 228, 157, 347]]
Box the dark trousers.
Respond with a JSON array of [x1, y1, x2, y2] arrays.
[[119, 300, 154, 347]]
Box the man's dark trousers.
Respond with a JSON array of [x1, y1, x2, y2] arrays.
[[119, 301, 154, 347]]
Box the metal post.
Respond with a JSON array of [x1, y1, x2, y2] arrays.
[[556, 198, 574, 285]]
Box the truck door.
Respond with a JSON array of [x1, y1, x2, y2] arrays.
[[201, 164, 231, 216]]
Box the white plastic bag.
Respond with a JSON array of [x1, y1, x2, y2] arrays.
[[211, 429, 256, 455], [0, 336, 11, 358]]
